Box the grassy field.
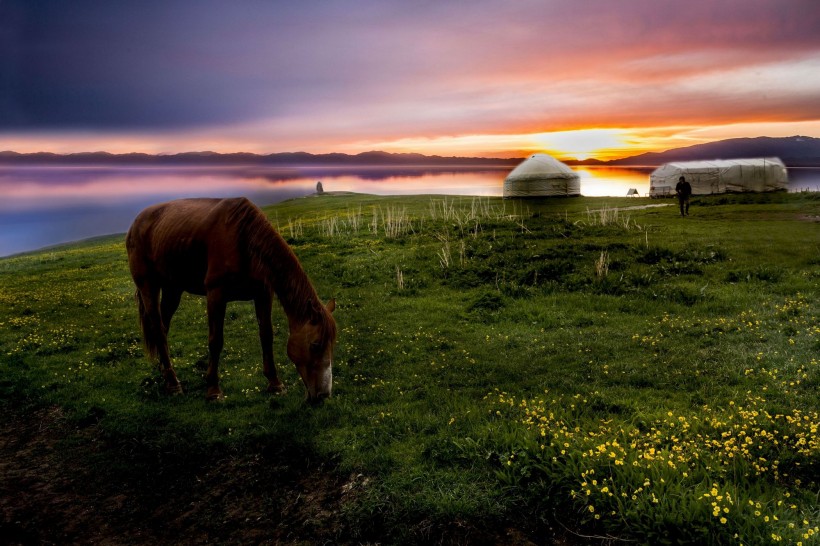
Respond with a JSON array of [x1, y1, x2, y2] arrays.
[[1, 192, 818, 544]]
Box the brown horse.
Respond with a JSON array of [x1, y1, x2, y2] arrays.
[[125, 197, 336, 403]]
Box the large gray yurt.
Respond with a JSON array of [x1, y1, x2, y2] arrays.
[[503, 154, 581, 198], [649, 157, 788, 197]]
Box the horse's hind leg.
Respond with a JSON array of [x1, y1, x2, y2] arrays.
[[137, 282, 182, 394], [160, 288, 182, 335]]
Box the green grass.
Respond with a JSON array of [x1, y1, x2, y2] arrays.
[[1, 192, 819, 544]]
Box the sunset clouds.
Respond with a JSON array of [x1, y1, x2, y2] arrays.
[[1, 0, 819, 159]]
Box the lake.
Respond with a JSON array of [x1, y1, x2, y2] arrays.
[[1, 164, 818, 257]]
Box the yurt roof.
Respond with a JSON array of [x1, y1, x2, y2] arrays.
[[652, 157, 785, 174], [505, 154, 579, 181]]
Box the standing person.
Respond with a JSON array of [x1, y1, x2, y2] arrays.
[[675, 176, 692, 217]]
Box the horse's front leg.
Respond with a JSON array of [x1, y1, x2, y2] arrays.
[[205, 290, 227, 401], [255, 294, 285, 394]]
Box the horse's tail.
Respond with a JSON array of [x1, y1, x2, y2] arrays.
[[135, 289, 160, 361]]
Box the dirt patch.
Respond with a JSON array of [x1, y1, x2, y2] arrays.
[[797, 214, 820, 222], [0, 406, 114, 544], [0, 405, 351, 545], [0, 405, 575, 545]]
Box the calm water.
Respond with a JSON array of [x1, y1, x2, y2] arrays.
[[1, 165, 818, 257]]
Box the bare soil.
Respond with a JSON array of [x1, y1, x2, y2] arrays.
[[0, 405, 575, 545], [0, 405, 350, 545]]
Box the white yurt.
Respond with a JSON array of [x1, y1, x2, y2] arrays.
[[649, 157, 788, 197], [503, 154, 581, 198]]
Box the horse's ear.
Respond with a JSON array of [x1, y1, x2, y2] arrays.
[[326, 298, 336, 314]]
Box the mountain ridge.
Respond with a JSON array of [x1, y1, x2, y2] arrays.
[[1, 136, 819, 167], [595, 135, 820, 167], [0, 149, 520, 167]]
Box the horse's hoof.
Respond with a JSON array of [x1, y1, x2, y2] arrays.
[[267, 382, 286, 395], [205, 390, 225, 402], [165, 383, 184, 395]]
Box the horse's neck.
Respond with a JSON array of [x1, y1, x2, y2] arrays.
[[264, 238, 316, 325]]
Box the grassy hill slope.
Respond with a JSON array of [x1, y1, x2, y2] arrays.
[[1, 192, 818, 544]]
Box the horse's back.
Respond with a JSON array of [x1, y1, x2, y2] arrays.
[[126, 197, 265, 293], [128, 197, 261, 247]]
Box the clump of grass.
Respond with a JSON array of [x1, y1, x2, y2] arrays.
[[370, 205, 379, 234], [320, 215, 340, 237], [594, 250, 609, 279], [347, 206, 363, 232], [286, 216, 304, 239], [584, 205, 642, 230], [316, 206, 365, 238], [726, 266, 785, 284], [429, 197, 457, 221], [437, 242, 451, 270], [467, 290, 505, 313], [380, 205, 412, 238]]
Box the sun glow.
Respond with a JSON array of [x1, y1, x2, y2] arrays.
[[357, 128, 656, 161], [529, 129, 629, 161]]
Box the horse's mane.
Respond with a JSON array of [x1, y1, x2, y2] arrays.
[[228, 199, 336, 343]]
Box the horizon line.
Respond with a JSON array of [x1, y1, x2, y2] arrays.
[[0, 134, 816, 165]]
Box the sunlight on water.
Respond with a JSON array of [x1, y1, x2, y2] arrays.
[[271, 169, 505, 197], [574, 166, 652, 197]]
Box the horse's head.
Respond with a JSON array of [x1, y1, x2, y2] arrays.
[[287, 298, 336, 404]]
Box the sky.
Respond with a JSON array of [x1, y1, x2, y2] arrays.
[[1, 0, 820, 161]]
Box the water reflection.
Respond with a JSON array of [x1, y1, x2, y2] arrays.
[[0, 166, 312, 212], [1, 165, 818, 257], [574, 166, 654, 197], [0, 166, 512, 256]]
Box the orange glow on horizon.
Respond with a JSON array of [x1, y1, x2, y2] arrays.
[[2, 120, 820, 162], [351, 127, 686, 162]]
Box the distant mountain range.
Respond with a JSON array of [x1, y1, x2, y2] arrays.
[[0, 149, 519, 167], [592, 135, 820, 167], [1, 136, 819, 167]]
